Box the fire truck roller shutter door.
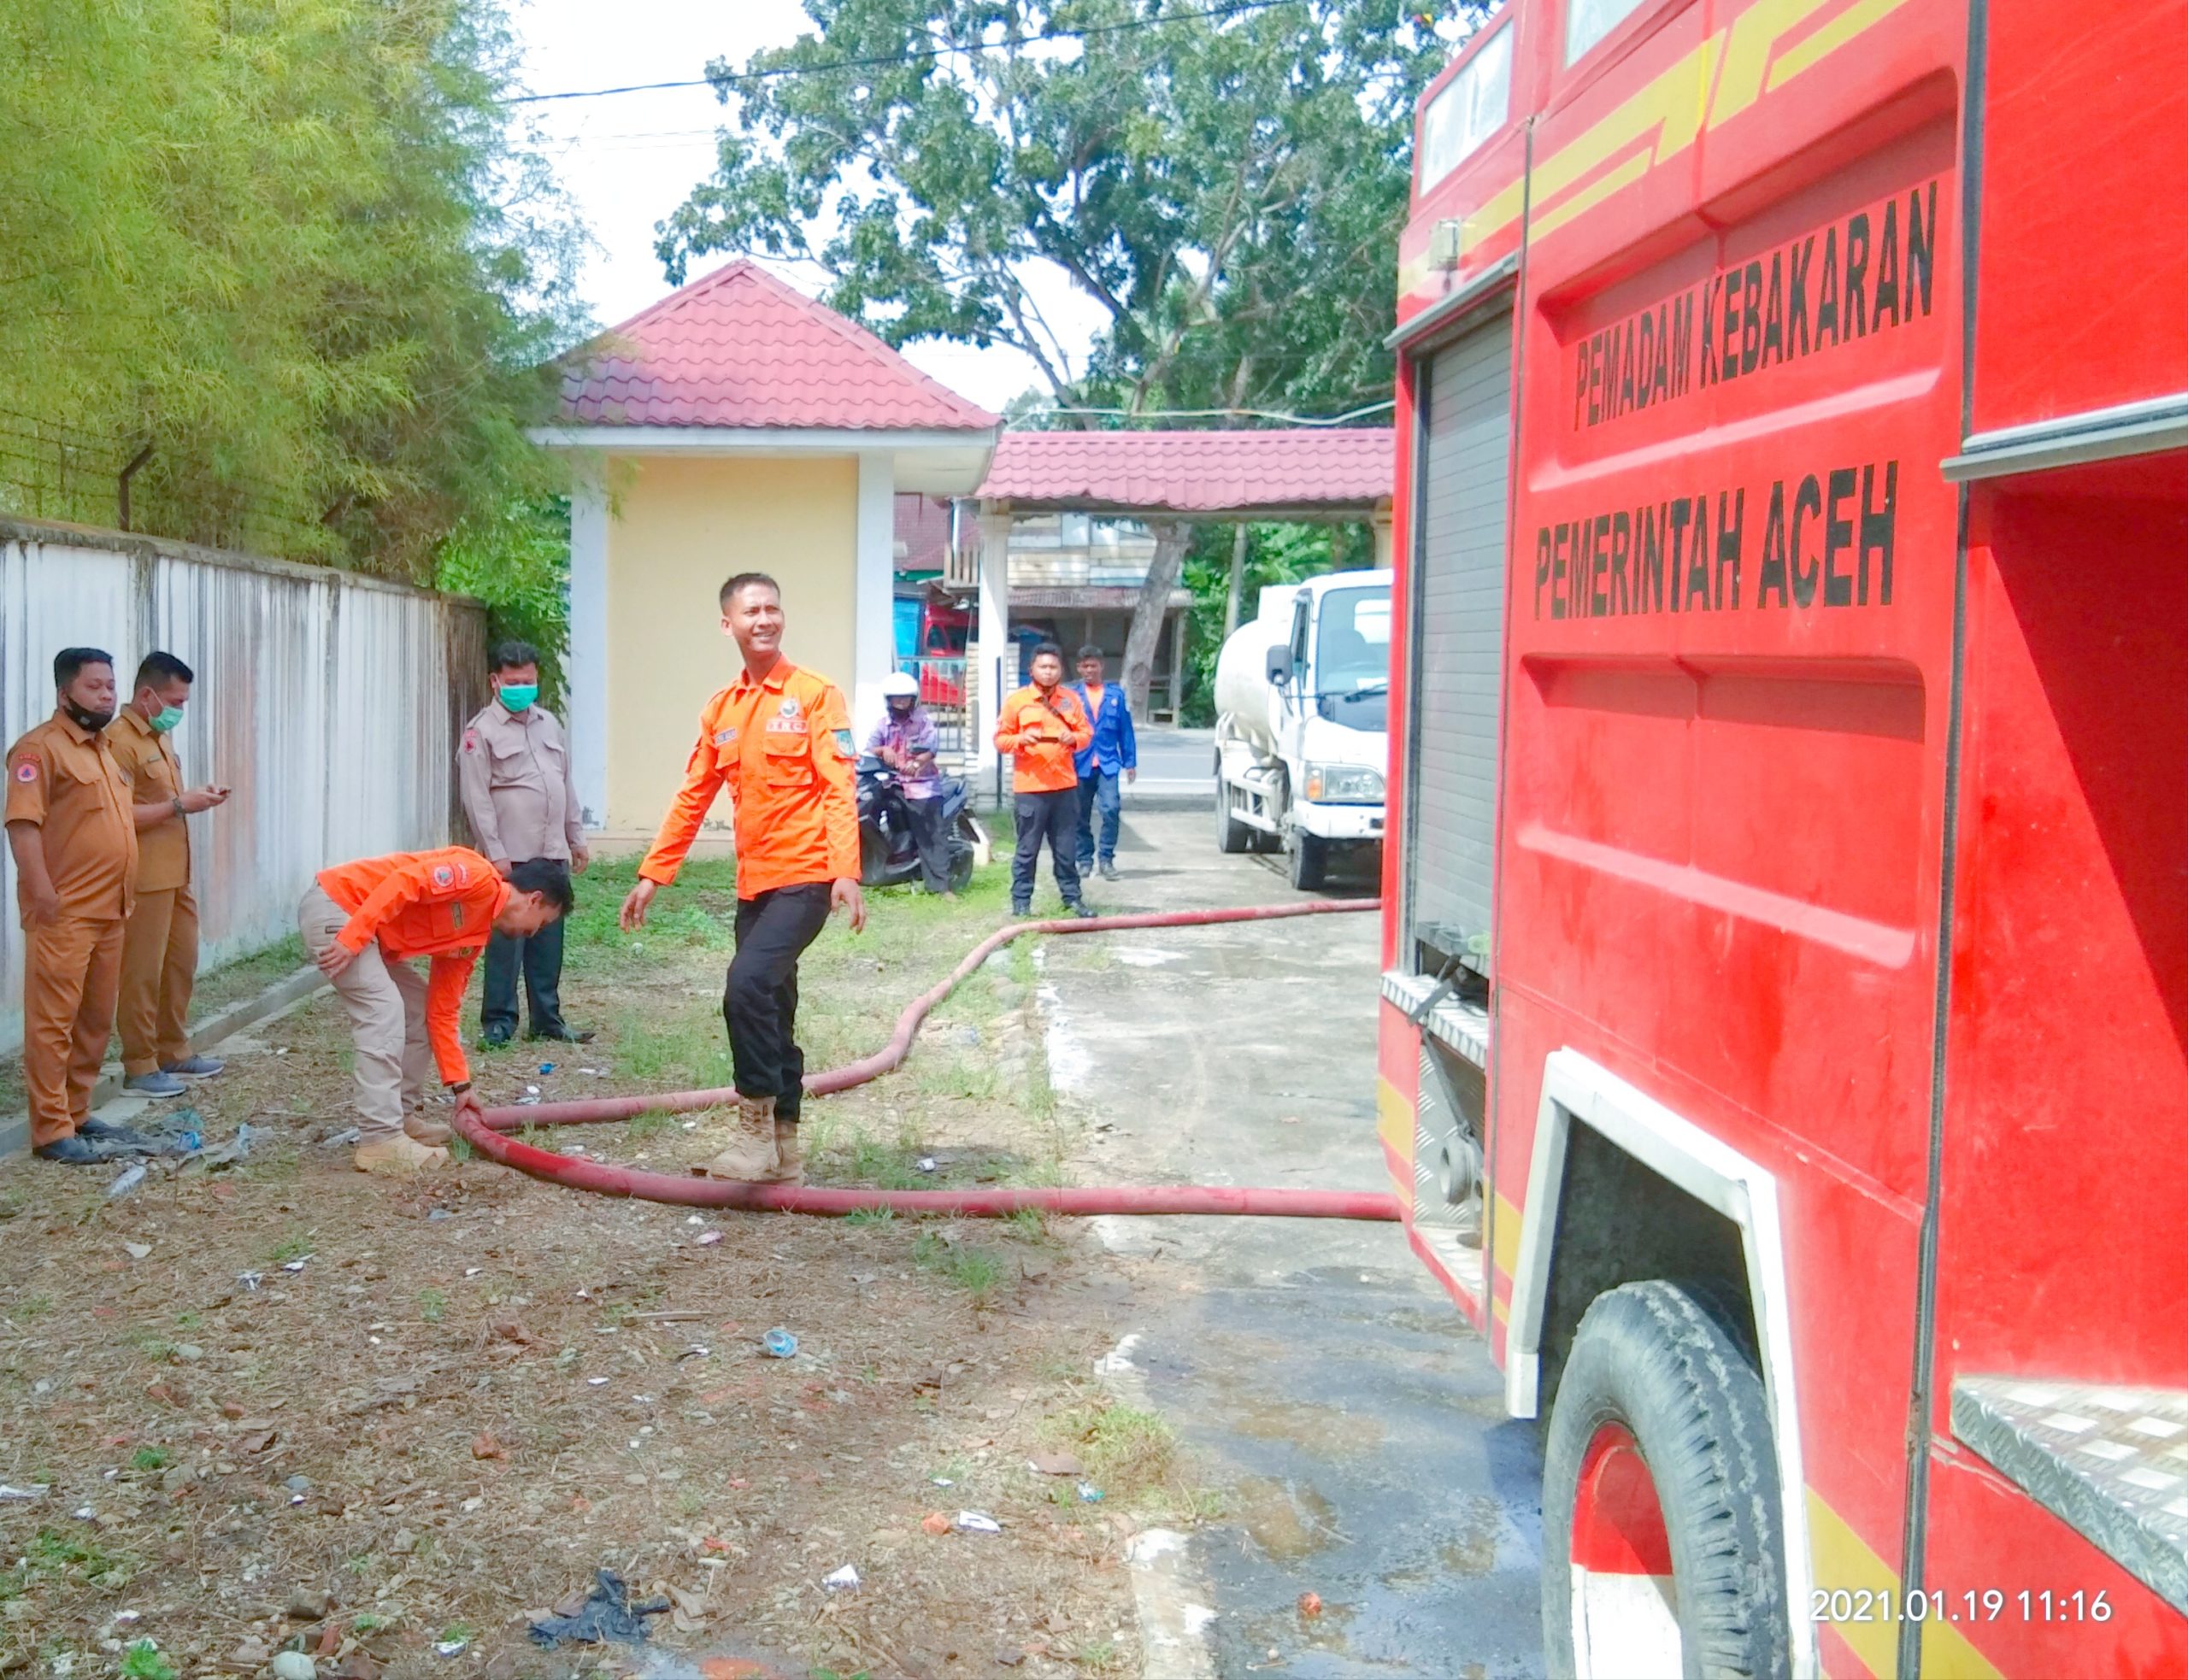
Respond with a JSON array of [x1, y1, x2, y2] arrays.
[[1407, 311, 1515, 975]]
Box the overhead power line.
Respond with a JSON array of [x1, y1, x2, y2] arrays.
[[506, 0, 1295, 105], [1012, 399, 1396, 426]]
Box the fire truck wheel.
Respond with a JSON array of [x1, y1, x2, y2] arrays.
[[1542, 1280, 1789, 1680]]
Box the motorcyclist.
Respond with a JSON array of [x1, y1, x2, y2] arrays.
[[863, 672, 952, 896]]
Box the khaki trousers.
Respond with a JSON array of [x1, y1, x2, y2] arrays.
[[118, 884, 197, 1076], [297, 884, 431, 1140], [21, 914, 126, 1148]]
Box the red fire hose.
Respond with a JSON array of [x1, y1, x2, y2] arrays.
[[454, 899, 1399, 1223]]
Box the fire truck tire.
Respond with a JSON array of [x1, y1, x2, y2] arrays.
[[1541, 1279, 1789, 1680]]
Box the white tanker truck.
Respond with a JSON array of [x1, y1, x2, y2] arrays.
[[1211, 569, 1392, 890]]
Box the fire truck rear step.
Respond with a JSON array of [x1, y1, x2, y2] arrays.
[[1951, 1377, 2188, 1615], [1380, 971, 1489, 1067]]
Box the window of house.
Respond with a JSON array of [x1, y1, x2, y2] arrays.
[[1419, 22, 1514, 189], [1565, 0, 1648, 64]]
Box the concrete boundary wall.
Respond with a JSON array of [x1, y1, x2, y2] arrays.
[[0, 516, 486, 1055]]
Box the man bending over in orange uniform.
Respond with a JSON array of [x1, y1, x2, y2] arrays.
[[299, 848, 572, 1174]]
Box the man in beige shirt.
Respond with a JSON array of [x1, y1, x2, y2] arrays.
[[457, 641, 590, 1045], [108, 651, 230, 1097]]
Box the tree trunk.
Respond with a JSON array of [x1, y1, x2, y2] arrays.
[[1126, 519, 1190, 720], [1223, 520, 1249, 638]]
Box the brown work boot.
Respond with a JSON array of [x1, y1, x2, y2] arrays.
[[700, 1095, 780, 1182], [771, 1121, 806, 1185], [354, 1136, 450, 1176], [404, 1111, 453, 1147]]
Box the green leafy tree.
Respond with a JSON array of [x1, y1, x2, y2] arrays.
[[433, 500, 573, 708], [660, 0, 1459, 421], [0, 0, 587, 576], [1177, 520, 1374, 723], [658, 0, 1479, 713]]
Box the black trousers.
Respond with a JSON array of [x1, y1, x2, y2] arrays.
[[907, 794, 952, 894], [726, 881, 832, 1123], [1011, 788, 1084, 907], [481, 870, 568, 1037]]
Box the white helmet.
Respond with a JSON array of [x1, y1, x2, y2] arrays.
[[881, 672, 920, 699]]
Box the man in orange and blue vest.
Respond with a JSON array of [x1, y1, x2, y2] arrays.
[[620, 572, 866, 1186]]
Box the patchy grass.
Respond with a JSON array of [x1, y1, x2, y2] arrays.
[[912, 1229, 1007, 1306], [120, 1640, 178, 1680], [1045, 1397, 1186, 1507]]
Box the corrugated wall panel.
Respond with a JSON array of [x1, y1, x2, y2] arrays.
[[1405, 316, 1515, 968], [0, 527, 484, 1054]]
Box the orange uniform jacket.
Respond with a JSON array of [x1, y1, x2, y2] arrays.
[[315, 847, 509, 1086], [639, 661, 859, 900], [994, 684, 1091, 794]]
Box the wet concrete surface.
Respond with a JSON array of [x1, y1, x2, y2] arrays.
[[1043, 809, 1544, 1678]]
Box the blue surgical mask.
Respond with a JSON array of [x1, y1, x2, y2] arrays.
[[150, 706, 184, 733], [497, 684, 538, 714]]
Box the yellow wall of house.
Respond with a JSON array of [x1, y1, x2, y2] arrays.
[[604, 453, 858, 837]]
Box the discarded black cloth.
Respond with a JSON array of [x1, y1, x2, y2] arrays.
[[527, 1570, 669, 1648]]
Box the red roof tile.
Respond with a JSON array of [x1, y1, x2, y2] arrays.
[[974, 428, 1393, 514], [558, 260, 998, 432]]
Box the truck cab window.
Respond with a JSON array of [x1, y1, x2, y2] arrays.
[[1314, 587, 1391, 728]]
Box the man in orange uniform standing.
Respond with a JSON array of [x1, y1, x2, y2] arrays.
[[994, 641, 1095, 919], [620, 572, 865, 1186], [298, 847, 572, 1174], [5, 649, 144, 1164]]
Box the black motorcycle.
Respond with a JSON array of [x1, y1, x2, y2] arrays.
[[856, 757, 988, 891]]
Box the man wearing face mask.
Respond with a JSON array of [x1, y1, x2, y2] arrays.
[[458, 641, 591, 1047], [108, 650, 231, 1098], [4, 648, 144, 1164]]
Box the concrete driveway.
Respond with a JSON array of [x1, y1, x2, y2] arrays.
[[1044, 808, 1544, 1678]]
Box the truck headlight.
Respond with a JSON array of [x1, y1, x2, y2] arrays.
[[1303, 762, 1383, 804]]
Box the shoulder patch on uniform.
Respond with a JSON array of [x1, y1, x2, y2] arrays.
[[713, 726, 738, 746], [832, 728, 856, 758], [14, 759, 38, 783], [432, 864, 456, 888], [462, 728, 479, 755]]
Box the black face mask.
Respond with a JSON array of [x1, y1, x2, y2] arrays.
[[63, 699, 115, 732]]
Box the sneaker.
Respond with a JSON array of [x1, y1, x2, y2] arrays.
[[123, 1070, 188, 1098], [34, 1133, 132, 1165], [162, 1054, 225, 1078], [526, 1023, 596, 1043], [353, 1136, 450, 1175], [1098, 861, 1120, 881]]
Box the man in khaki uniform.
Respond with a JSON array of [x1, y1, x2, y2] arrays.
[[108, 651, 230, 1097], [3, 648, 145, 1164], [457, 640, 590, 1046]]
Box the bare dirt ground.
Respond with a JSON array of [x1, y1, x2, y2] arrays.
[[0, 853, 1201, 1680]]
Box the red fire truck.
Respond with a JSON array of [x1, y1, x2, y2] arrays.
[[1377, 0, 2188, 1673]]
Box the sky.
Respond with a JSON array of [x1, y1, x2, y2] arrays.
[[510, 0, 1109, 414]]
